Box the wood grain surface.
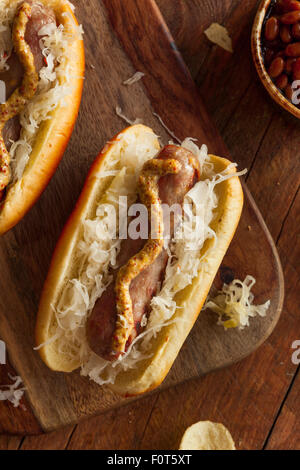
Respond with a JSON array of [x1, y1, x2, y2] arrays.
[[0, 0, 299, 449]]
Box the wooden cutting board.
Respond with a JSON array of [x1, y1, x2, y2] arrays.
[[0, 0, 284, 434]]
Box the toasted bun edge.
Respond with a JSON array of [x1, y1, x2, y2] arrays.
[[35, 124, 160, 371]]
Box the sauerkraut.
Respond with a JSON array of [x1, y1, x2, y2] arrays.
[[203, 275, 270, 329], [123, 71, 145, 86], [0, 374, 25, 408], [115, 106, 142, 126]]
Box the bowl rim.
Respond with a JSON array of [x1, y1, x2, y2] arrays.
[[251, 0, 300, 119]]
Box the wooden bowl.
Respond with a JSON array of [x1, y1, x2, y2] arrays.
[[251, 0, 300, 119]]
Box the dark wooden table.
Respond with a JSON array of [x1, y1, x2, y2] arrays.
[[0, 0, 299, 450]]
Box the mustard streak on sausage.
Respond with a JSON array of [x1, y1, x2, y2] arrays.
[[113, 158, 182, 354], [0, 3, 38, 193]]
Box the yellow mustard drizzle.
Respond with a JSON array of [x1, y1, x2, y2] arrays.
[[0, 3, 38, 194], [112, 158, 182, 355]]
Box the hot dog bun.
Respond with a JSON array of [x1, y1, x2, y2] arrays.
[[36, 124, 244, 396], [0, 0, 84, 235]]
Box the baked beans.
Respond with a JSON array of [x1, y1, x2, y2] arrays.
[[262, 0, 300, 106]]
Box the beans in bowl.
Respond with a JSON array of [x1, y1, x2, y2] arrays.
[[262, 0, 300, 106]]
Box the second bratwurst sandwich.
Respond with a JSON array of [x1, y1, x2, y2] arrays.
[[0, 0, 84, 234]]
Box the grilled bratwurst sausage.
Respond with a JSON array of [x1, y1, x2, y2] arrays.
[[0, 2, 55, 157], [24, 0, 56, 72], [86, 145, 200, 361]]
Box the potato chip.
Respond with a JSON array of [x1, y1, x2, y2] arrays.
[[204, 23, 233, 53], [179, 421, 236, 450]]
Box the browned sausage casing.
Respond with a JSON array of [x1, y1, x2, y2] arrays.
[[86, 145, 200, 361], [0, 1, 56, 150]]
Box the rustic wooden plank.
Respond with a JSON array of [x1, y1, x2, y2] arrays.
[[246, 113, 300, 241], [190, 0, 300, 248], [20, 426, 74, 450], [67, 395, 157, 450], [257, 168, 300, 448], [265, 371, 300, 450], [264, 189, 300, 450], [195, 0, 261, 130], [0, 435, 22, 450], [188, 0, 273, 172], [156, 0, 237, 76], [198, 1, 300, 241]]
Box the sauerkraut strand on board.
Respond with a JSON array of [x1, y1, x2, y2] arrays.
[[0, 374, 25, 408], [203, 275, 270, 329]]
